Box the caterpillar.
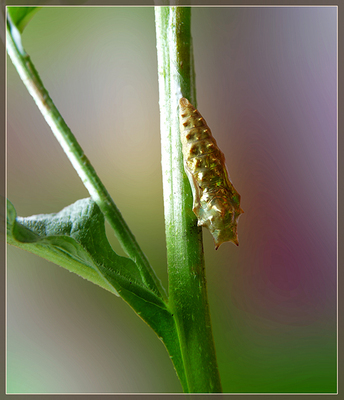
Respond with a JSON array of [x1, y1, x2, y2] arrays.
[[179, 97, 243, 249]]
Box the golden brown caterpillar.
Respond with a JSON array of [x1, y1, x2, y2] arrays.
[[179, 97, 243, 249]]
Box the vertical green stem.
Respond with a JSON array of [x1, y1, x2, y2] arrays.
[[155, 6, 222, 393]]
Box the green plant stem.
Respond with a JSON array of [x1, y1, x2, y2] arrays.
[[155, 6, 222, 393], [6, 18, 166, 301]]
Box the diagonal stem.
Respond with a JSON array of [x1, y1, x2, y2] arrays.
[[6, 16, 167, 301]]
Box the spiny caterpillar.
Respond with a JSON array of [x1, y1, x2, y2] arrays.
[[179, 97, 243, 249]]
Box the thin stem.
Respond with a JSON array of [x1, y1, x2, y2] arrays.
[[6, 18, 167, 301], [155, 6, 222, 393]]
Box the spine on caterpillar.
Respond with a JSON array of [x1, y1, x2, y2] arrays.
[[179, 97, 243, 249]]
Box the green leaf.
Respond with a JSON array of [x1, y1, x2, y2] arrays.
[[7, 7, 41, 33], [7, 198, 163, 305], [7, 198, 187, 389]]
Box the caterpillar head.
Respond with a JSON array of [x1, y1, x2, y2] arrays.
[[198, 196, 243, 249]]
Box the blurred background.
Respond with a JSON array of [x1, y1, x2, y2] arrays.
[[7, 6, 337, 394]]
